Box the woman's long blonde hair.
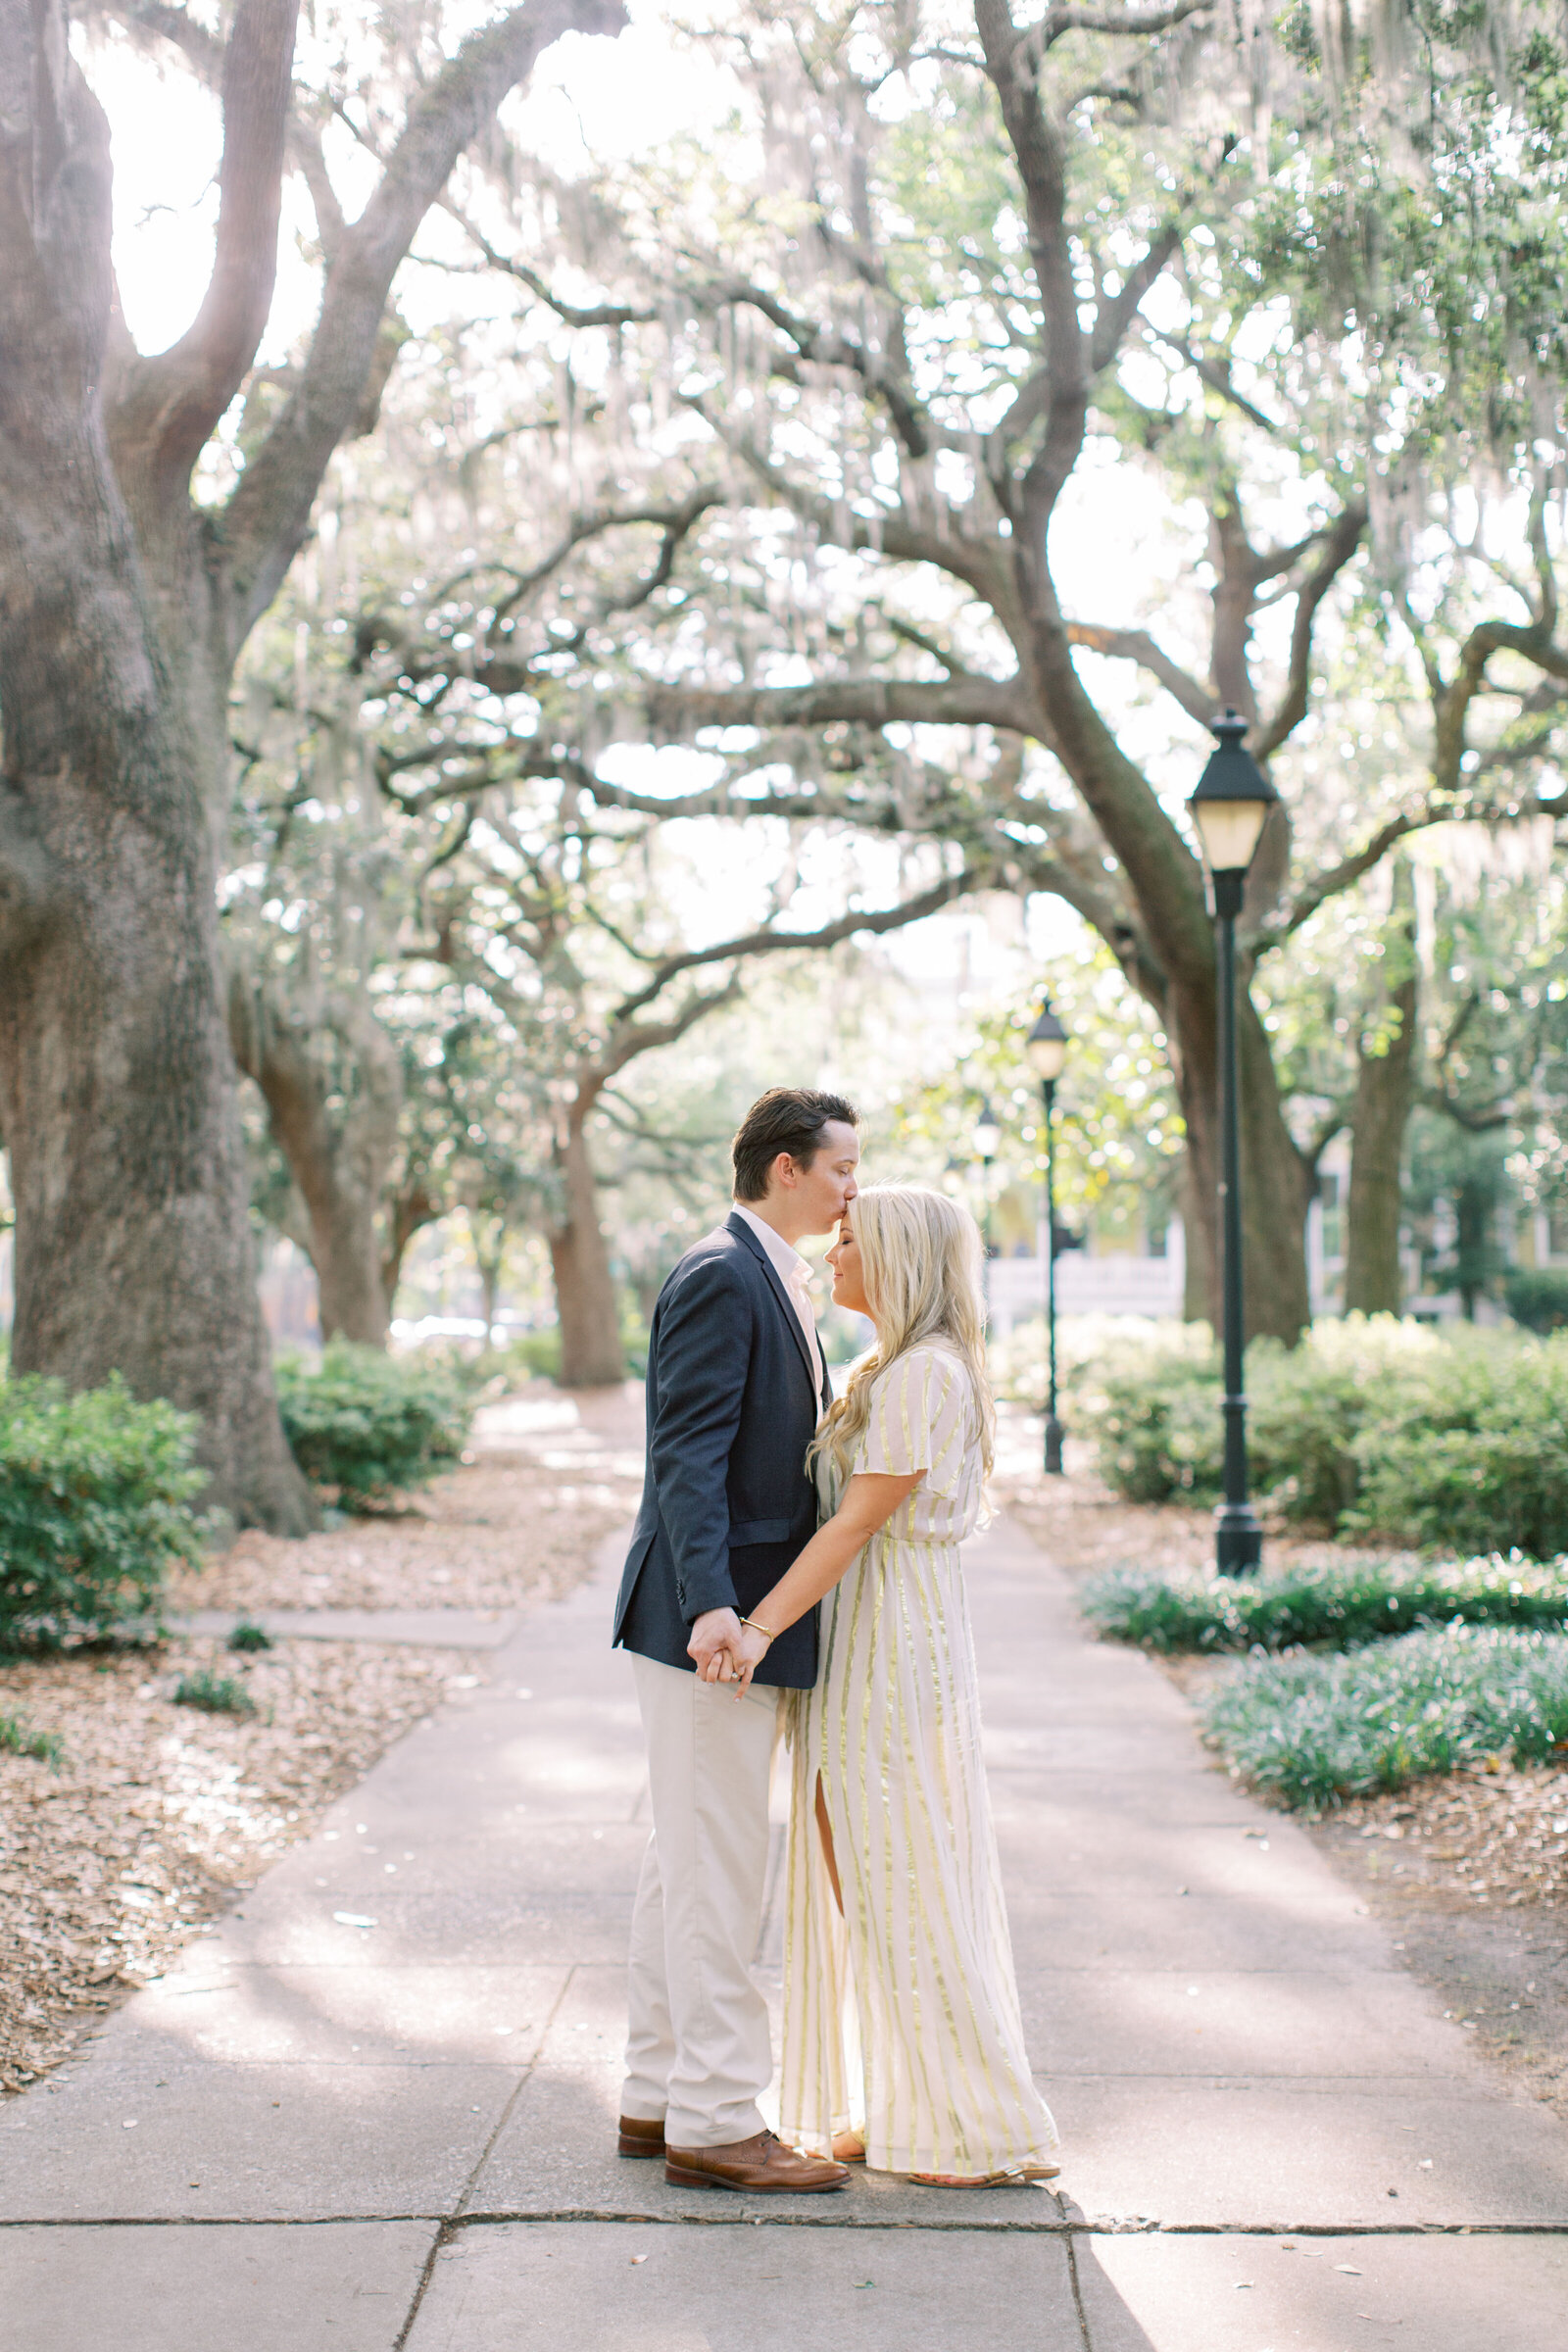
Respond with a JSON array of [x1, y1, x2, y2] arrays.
[[808, 1184, 995, 1485]]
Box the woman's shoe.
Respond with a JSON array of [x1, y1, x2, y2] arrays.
[[832, 2132, 866, 2164], [909, 2160, 1062, 2187]]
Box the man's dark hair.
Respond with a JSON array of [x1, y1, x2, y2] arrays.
[[731, 1088, 859, 1202]]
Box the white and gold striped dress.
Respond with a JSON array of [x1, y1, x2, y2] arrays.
[[778, 1343, 1060, 2178]]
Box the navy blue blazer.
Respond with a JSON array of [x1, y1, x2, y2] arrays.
[[612, 1211, 833, 1690]]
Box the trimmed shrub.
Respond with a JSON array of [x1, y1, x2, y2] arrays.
[[1345, 1333, 1568, 1558], [493, 1328, 563, 1383], [1506, 1267, 1568, 1336], [1082, 1554, 1568, 1655], [274, 1341, 472, 1506], [1200, 1624, 1568, 1809], [0, 1375, 205, 1648], [996, 1319, 1225, 1503], [1026, 1316, 1568, 1554], [173, 1668, 256, 1717], [1249, 1318, 1443, 1528]]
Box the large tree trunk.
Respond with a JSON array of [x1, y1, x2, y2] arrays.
[[0, 0, 621, 1522], [1345, 923, 1417, 1315], [228, 967, 401, 1346], [381, 1178, 441, 1312], [0, 25, 312, 1529], [549, 1117, 624, 1386]]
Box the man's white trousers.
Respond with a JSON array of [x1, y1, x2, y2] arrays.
[[621, 1652, 782, 2148]]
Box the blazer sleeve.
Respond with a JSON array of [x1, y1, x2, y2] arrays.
[[648, 1253, 752, 1624]]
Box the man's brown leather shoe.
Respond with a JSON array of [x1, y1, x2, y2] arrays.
[[664, 2130, 850, 2193], [617, 2115, 666, 2158]]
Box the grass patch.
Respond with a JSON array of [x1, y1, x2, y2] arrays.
[[0, 1710, 64, 1768], [172, 1669, 256, 1718], [1082, 1555, 1568, 1654], [1199, 1625, 1568, 1809], [226, 1619, 272, 1653]]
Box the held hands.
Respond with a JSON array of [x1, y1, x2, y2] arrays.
[[687, 1606, 772, 1696], [721, 1624, 772, 1695], [687, 1606, 744, 1680]]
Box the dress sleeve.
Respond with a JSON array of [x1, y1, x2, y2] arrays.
[[858, 1348, 972, 1496]]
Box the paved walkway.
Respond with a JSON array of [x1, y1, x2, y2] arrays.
[[6, 1413, 1568, 2346]]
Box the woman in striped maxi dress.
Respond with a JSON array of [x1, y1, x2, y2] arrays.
[[710, 1184, 1060, 2187]]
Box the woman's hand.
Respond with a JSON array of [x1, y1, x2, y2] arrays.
[[728, 1624, 773, 1695]]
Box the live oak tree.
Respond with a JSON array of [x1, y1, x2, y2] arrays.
[[230, 582, 976, 1378], [0, 0, 623, 1522], [210, 283, 988, 1381], [433, 0, 1568, 1343]]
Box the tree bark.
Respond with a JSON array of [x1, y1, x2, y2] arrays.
[[0, 11, 312, 1528], [1345, 904, 1418, 1315], [0, 0, 622, 1521], [381, 1178, 441, 1310], [228, 967, 402, 1346], [548, 1115, 624, 1386]]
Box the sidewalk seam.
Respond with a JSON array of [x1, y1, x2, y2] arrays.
[[8, 2211, 1566, 2236]]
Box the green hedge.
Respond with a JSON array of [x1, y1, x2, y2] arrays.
[[1037, 1316, 1568, 1556], [1200, 1624, 1568, 1808], [1505, 1267, 1568, 1336], [0, 1375, 205, 1647], [274, 1342, 473, 1505], [1082, 1554, 1568, 1654]]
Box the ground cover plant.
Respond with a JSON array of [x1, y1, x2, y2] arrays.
[[274, 1343, 473, 1507], [0, 1376, 205, 1647], [1200, 1626, 1568, 1810], [1083, 1555, 1568, 1654], [0, 1711, 63, 1768], [1020, 1317, 1568, 1555], [172, 1668, 256, 1718]]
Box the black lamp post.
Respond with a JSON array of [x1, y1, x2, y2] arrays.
[[1025, 1003, 1069, 1474], [1188, 710, 1280, 1577]]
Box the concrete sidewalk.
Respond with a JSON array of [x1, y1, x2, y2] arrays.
[[6, 1480, 1568, 2348]]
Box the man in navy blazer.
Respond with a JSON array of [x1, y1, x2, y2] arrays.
[[612, 1087, 860, 2194]]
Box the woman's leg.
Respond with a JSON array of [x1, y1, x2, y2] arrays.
[[814, 1772, 844, 1917], [812, 1773, 864, 2162]]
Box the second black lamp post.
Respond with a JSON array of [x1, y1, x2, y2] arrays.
[[1187, 710, 1280, 1577], [1025, 1003, 1069, 1474], [972, 1099, 1002, 1321]]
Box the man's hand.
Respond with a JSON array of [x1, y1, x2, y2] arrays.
[[688, 1606, 744, 1683]]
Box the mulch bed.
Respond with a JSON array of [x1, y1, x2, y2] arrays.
[[0, 1398, 645, 2095], [169, 1446, 642, 1617], [1320, 1766, 1568, 1911]]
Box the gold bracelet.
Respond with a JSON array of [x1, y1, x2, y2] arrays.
[[740, 1616, 777, 1644]]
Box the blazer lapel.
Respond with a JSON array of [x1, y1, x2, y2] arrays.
[[726, 1211, 818, 1400]]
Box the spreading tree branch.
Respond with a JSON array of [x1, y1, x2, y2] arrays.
[[220, 0, 627, 647], [110, 0, 300, 490]]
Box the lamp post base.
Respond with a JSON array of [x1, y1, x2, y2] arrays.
[[1214, 1503, 1263, 1577], [1044, 1414, 1064, 1476]]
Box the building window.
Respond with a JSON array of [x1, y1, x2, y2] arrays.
[[1320, 1173, 1344, 1263]]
